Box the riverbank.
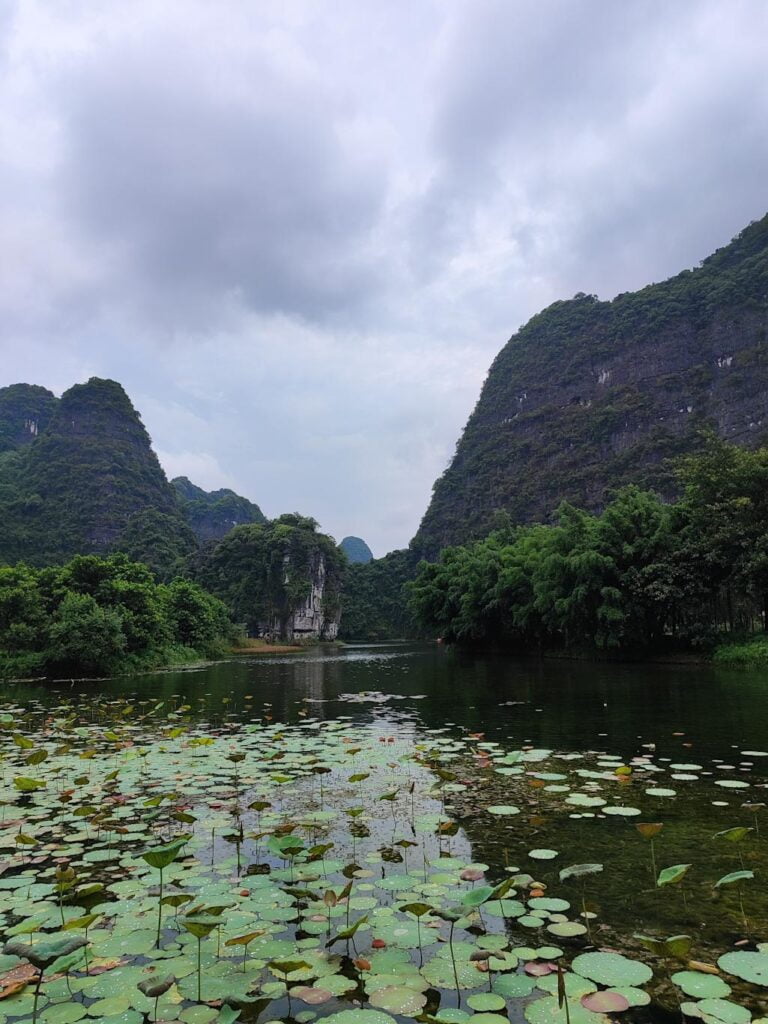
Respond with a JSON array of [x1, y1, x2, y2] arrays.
[[229, 638, 305, 655], [713, 633, 768, 665]]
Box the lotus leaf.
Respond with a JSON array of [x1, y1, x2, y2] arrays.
[[718, 951, 768, 986], [572, 952, 652, 987]]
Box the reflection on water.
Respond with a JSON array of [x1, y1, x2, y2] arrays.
[[6, 642, 768, 763], [4, 642, 768, 1014]]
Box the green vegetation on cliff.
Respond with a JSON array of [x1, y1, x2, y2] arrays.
[[0, 378, 195, 575], [410, 437, 768, 656], [0, 383, 57, 453], [172, 476, 266, 543], [0, 553, 238, 678], [194, 514, 345, 638], [339, 549, 419, 640], [415, 214, 768, 557]]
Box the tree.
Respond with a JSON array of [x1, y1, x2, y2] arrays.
[[47, 592, 126, 675]]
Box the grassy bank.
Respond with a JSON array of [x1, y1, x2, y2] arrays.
[[0, 642, 223, 681], [712, 632, 768, 665], [230, 638, 304, 655]]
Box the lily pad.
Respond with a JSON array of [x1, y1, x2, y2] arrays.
[[718, 951, 768, 986], [572, 952, 652, 988], [672, 972, 732, 999]]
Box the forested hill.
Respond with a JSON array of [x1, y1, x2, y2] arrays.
[[0, 378, 196, 573], [171, 476, 266, 543], [413, 213, 768, 557], [0, 384, 58, 453]]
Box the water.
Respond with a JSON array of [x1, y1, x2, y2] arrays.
[[12, 641, 768, 761], [4, 642, 768, 1018]]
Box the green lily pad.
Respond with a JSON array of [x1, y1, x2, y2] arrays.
[[697, 999, 752, 1024], [368, 986, 428, 1015], [672, 972, 732, 999], [572, 952, 652, 987], [547, 922, 588, 938], [323, 1012, 398, 1024], [467, 994, 506, 1012], [524, 995, 609, 1024], [40, 1005, 88, 1024], [718, 951, 768, 986]]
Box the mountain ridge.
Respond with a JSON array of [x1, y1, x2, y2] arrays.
[[412, 213, 768, 557], [0, 377, 266, 575]]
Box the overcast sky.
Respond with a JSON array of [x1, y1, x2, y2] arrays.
[[2, 1, 767, 555]]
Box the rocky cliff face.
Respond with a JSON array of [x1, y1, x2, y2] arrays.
[[413, 213, 768, 557], [270, 551, 340, 641], [193, 515, 345, 642]]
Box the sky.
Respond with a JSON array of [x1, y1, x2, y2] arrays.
[[2, 1, 768, 556]]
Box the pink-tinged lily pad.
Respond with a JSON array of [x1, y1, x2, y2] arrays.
[[525, 961, 557, 976], [460, 868, 485, 881], [581, 992, 630, 1013], [293, 986, 334, 1005]]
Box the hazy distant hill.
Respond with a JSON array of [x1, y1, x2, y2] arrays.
[[340, 536, 373, 564], [172, 476, 266, 543], [413, 214, 768, 557]]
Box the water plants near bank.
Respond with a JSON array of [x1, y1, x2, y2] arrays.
[[1, 688, 767, 1024]]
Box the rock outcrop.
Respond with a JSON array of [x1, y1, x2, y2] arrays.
[[0, 384, 57, 454], [193, 515, 345, 642], [269, 551, 340, 641]]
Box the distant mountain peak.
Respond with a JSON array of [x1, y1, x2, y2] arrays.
[[340, 536, 373, 563]]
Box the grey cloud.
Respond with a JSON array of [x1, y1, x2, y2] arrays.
[[1, 0, 768, 553], [56, 22, 389, 329]]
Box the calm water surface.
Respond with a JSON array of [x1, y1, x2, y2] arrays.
[[11, 641, 767, 762], [5, 643, 768, 1017]]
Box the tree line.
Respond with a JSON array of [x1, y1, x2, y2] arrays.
[[0, 554, 238, 678], [409, 437, 768, 656]]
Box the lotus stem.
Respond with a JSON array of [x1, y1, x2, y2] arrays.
[[449, 921, 461, 1007], [738, 886, 749, 933], [32, 969, 43, 1024], [156, 867, 164, 948]]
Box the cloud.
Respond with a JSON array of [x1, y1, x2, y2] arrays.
[[1, 0, 767, 555]]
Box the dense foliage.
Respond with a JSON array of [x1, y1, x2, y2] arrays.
[[171, 475, 266, 543], [415, 214, 768, 556], [0, 383, 57, 454], [0, 553, 238, 678], [410, 438, 768, 655], [339, 548, 420, 640], [194, 514, 345, 637]]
